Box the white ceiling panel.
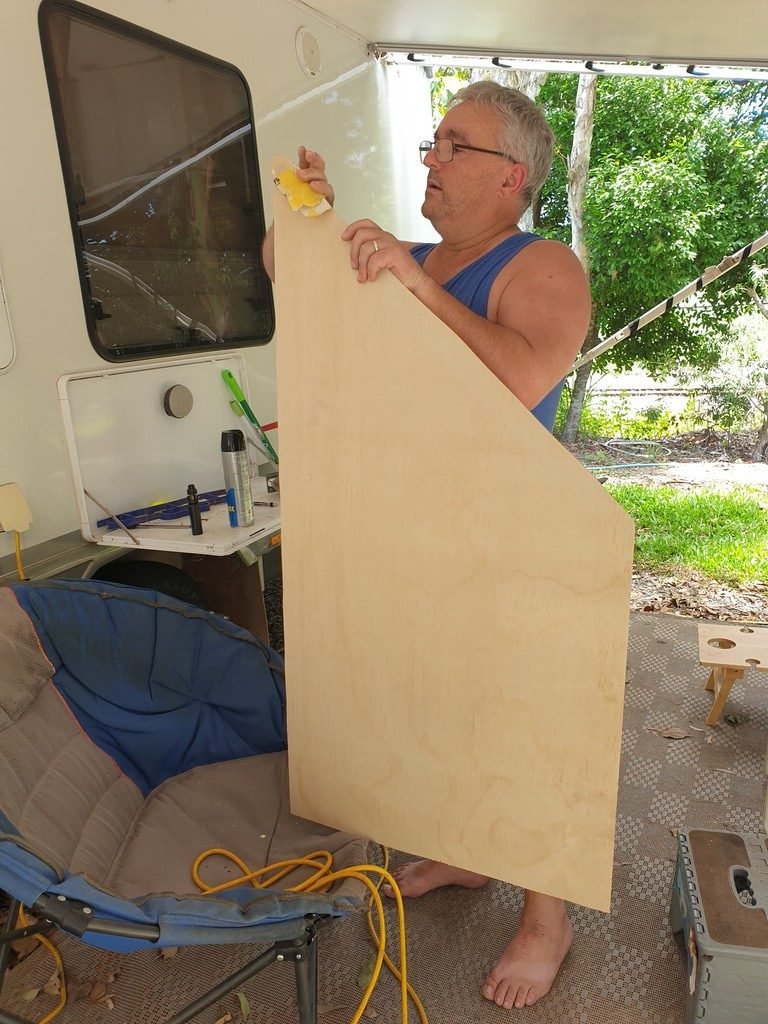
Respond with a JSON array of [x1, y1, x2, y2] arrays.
[[303, 0, 768, 66]]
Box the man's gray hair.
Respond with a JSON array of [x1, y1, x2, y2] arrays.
[[449, 81, 554, 211]]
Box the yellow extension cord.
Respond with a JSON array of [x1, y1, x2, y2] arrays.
[[14, 531, 26, 581], [15, 848, 428, 1024], [192, 846, 429, 1024]]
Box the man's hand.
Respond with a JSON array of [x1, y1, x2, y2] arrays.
[[296, 147, 335, 207], [262, 147, 334, 282], [341, 219, 426, 293]]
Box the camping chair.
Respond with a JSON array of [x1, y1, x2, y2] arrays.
[[0, 579, 368, 1024]]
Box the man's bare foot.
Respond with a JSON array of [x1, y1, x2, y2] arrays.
[[383, 859, 490, 898], [483, 892, 573, 1009]]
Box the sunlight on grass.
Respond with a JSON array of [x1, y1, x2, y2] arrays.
[[606, 484, 768, 585]]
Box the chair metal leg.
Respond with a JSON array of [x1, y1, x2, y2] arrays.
[[0, 898, 21, 998], [164, 946, 278, 1024], [294, 930, 318, 1024]]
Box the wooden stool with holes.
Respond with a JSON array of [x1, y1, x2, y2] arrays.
[[698, 622, 768, 726]]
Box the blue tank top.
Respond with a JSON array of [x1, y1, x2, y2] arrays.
[[410, 234, 564, 432]]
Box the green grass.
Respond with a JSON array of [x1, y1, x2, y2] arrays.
[[606, 484, 768, 586]]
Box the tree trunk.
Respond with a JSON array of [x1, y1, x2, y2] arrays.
[[560, 318, 599, 442], [567, 74, 596, 273], [560, 73, 598, 438], [747, 285, 768, 321], [561, 363, 592, 442], [752, 394, 768, 462], [474, 66, 548, 100], [529, 190, 543, 231]]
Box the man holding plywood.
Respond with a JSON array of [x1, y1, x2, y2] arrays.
[[265, 82, 631, 1013]]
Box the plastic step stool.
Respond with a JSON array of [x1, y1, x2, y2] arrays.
[[671, 829, 768, 1023]]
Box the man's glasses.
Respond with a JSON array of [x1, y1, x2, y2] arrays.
[[419, 138, 517, 164]]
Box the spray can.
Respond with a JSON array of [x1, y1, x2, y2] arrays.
[[221, 429, 254, 527]]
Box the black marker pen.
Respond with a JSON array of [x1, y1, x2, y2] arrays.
[[187, 483, 204, 535]]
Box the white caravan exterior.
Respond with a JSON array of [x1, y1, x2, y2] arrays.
[[0, 0, 766, 585]]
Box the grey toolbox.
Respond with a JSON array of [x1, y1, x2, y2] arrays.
[[671, 829, 768, 1023]]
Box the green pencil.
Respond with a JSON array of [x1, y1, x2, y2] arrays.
[[221, 370, 279, 465]]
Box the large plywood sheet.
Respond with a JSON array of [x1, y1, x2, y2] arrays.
[[275, 196, 634, 912]]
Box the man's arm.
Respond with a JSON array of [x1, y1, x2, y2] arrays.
[[412, 242, 590, 408], [342, 222, 590, 410]]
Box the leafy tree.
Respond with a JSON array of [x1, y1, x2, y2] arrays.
[[429, 66, 470, 126], [533, 74, 768, 439]]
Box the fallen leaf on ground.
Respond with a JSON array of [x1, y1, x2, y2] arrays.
[[68, 980, 94, 1002], [724, 712, 748, 725], [357, 956, 377, 990], [236, 991, 250, 1020], [78, 971, 120, 1007], [89, 981, 107, 1003], [43, 969, 62, 996]]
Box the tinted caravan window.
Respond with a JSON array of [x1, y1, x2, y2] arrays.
[[40, 1, 274, 361]]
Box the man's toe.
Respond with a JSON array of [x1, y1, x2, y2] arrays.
[[513, 985, 530, 1009]]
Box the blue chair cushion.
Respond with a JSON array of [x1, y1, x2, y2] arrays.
[[12, 580, 287, 795]]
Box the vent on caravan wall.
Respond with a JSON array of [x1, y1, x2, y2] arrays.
[[296, 27, 322, 78]]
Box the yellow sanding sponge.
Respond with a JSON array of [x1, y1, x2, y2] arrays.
[[272, 156, 331, 217], [276, 167, 322, 210]]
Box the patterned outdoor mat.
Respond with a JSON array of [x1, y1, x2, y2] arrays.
[[2, 612, 767, 1024]]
